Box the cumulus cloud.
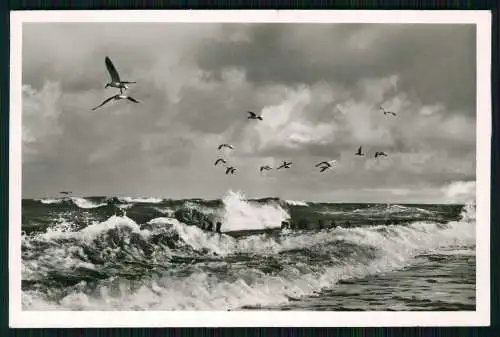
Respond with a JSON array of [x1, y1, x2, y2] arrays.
[[443, 181, 476, 203], [21, 22, 477, 203]]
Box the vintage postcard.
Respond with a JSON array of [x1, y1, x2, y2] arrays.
[[9, 10, 491, 327]]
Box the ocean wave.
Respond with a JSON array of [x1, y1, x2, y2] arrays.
[[37, 197, 106, 209], [70, 197, 107, 209], [460, 201, 476, 222], [118, 197, 164, 204], [221, 190, 289, 232], [152, 207, 175, 216], [21, 198, 475, 311], [38, 198, 65, 204], [183, 201, 217, 216], [22, 210, 475, 310], [285, 200, 309, 206], [117, 203, 134, 210], [342, 204, 436, 218]]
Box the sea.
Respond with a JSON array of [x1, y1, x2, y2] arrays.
[[21, 190, 476, 311]]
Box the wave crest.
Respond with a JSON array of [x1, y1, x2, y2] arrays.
[[220, 190, 290, 232], [22, 213, 475, 310], [285, 200, 309, 206]]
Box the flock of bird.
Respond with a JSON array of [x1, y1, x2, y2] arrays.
[[213, 109, 393, 176], [91, 56, 396, 176]]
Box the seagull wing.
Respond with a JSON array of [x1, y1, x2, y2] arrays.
[[92, 95, 116, 111], [126, 96, 140, 103], [105, 57, 121, 82], [248, 111, 256, 118], [320, 166, 329, 172], [315, 161, 329, 167]]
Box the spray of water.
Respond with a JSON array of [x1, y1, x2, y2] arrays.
[[219, 190, 290, 232]]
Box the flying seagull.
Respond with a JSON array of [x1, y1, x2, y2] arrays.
[[355, 146, 365, 156], [315, 160, 337, 167], [217, 144, 234, 150], [319, 165, 333, 173], [277, 161, 292, 170], [225, 166, 237, 175], [375, 151, 388, 158], [104, 56, 136, 94], [247, 111, 263, 120], [214, 158, 227, 166], [380, 106, 397, 117], [92, 94, 140, 111], [59, 191, 72, 195], [316, 161, 335, 173], [260, 165, 272, 172]]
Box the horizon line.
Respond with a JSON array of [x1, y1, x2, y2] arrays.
[[20, 194, 471, 206]]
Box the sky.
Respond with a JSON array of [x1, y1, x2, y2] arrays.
[[21, 22, 477, 203]]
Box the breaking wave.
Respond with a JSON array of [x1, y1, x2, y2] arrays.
[[285, 200, 309, 206], [70, 197, 107, 209], [38, 198, 64, 204], [21, 199, 475, 311], [219, 190, 289, 232], [118, 197, 164, 204]]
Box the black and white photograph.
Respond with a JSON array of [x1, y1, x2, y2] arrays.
[[9, 10, 491, 327]]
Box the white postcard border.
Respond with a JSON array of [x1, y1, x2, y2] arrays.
[[9, 9, 492, 328]]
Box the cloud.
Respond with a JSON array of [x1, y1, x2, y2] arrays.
[[196, 24, 476, 113], [443, 181, 476, 203], [22, 82, 64, 163]]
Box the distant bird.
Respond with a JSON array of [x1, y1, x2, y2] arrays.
[[214, 158, 227, 166], [316, 161, 335, 173], [260, 165, 272, 172], [217, 144, 234, 150], [375, 151, 388, 158], [380, 106, 397, 116], [59, 191, 72, 195], [315, 160, 337, 167], [355, 146, 365, 156], [225, 166, 236, 175], [319, 165, 333, 173], [104, 56, 136, 94], [92, 94, 140, 111], [247, 111, 263, 120], [277, 161, 292, 170]]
